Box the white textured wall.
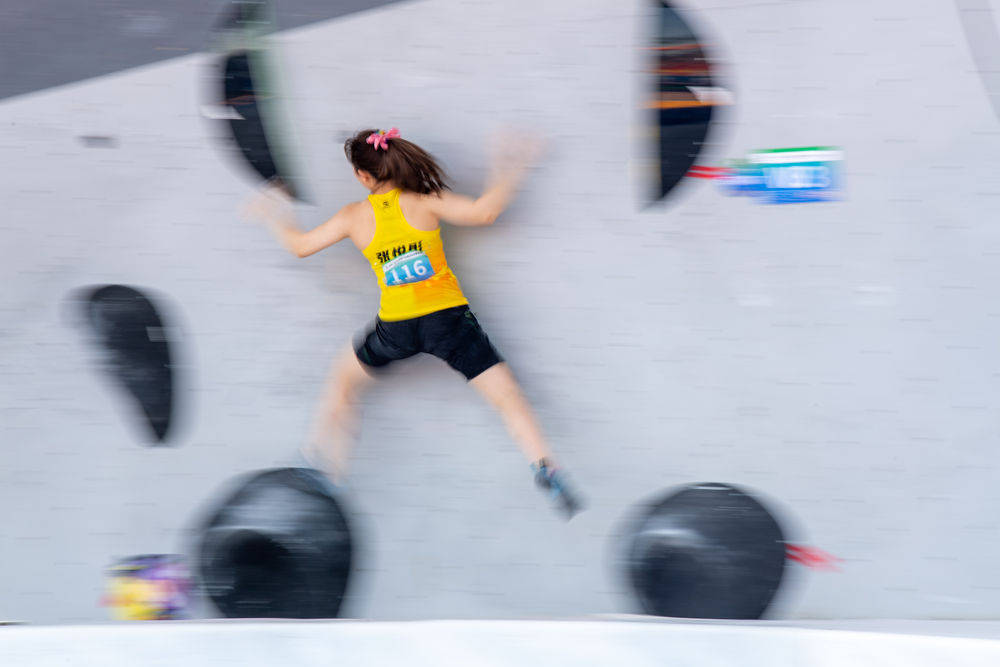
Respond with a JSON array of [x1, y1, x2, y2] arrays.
[[3, 0, 1000, 623]]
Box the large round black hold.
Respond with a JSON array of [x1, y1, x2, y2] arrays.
[[625, 482, 786, 619], [197, 468, 353, 618]]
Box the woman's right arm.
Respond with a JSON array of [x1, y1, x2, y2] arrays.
[[425, 178, 519, 227], [427, 131, 542, 227]]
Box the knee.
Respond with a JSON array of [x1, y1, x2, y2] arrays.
[[334, 384, 358, 408], [490, 384, 525, 413], [326, 380, 360, 412]]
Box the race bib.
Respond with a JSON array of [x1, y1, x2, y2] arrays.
[[383, 250, 435, 286]]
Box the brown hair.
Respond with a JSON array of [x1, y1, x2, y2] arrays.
[[343, 128, 449, 195]]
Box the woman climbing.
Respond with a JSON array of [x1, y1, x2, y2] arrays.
[[246, 127, 581, 519]]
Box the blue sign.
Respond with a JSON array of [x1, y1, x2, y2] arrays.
[[719, 147, 842, 204]]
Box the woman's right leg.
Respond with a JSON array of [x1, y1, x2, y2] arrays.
[[422, 306, 583, 518], [305, 343, 375, 481], [468, 362, 553, 465], [470, 362, 583, 519]]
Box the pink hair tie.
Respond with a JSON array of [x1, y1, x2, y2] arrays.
[[366, 127, 400, 151]]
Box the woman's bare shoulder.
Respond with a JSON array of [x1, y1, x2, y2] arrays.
[[339, 199, 373, 222], [401, 190, 443, 207], [397, 191, 442, 229], [409, 190, 469, 214]]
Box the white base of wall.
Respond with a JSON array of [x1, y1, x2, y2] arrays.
[[4, 617, 1000, 666]]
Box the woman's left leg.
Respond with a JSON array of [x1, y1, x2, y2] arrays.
[[305, 343, 376, 481]]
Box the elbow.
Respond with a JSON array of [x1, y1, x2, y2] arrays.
[[291, 241, 311, 258], [470, 198, 500, 226]]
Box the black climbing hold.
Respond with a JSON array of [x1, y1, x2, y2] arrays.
[[79, 284, 177, 444], [196, 468, 353, 619], [647, 1, 727, 202], [623, 482, 786, 619], [210, 0, 305, 200]]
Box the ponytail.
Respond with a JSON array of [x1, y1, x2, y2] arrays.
[[344, 128, 449, 195]]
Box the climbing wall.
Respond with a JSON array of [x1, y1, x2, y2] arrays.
[[3, 0, 1000, 622]]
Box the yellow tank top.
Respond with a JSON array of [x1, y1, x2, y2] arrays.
[[361, 189, 468, 321]]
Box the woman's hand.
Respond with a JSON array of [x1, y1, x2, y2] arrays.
[[242, 182, 294, 227], [488, 128, 546, 180], [241, 183, 312, 256], [428, 129, 546, 228]]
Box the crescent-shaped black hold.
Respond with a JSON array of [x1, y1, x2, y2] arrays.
[[651, 1, 720, 202], [221, 50, 290, 194], [211, 0, 302, 200]]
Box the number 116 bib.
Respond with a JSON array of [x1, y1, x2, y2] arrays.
[[383, 250, 435, 286]]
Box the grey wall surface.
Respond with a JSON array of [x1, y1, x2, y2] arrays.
[[3, 0, 1000, 623], [0, 0, 407, 101]]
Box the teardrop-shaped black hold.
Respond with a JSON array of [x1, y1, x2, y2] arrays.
[[197, 468, 354, 619], [624, 483, 786, 619], [80, 285, 177, 444]]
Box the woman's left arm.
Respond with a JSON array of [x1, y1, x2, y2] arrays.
[[245, 188, 360, 258]]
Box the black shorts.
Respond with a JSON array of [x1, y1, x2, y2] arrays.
[[354, 305, 503, 380]]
